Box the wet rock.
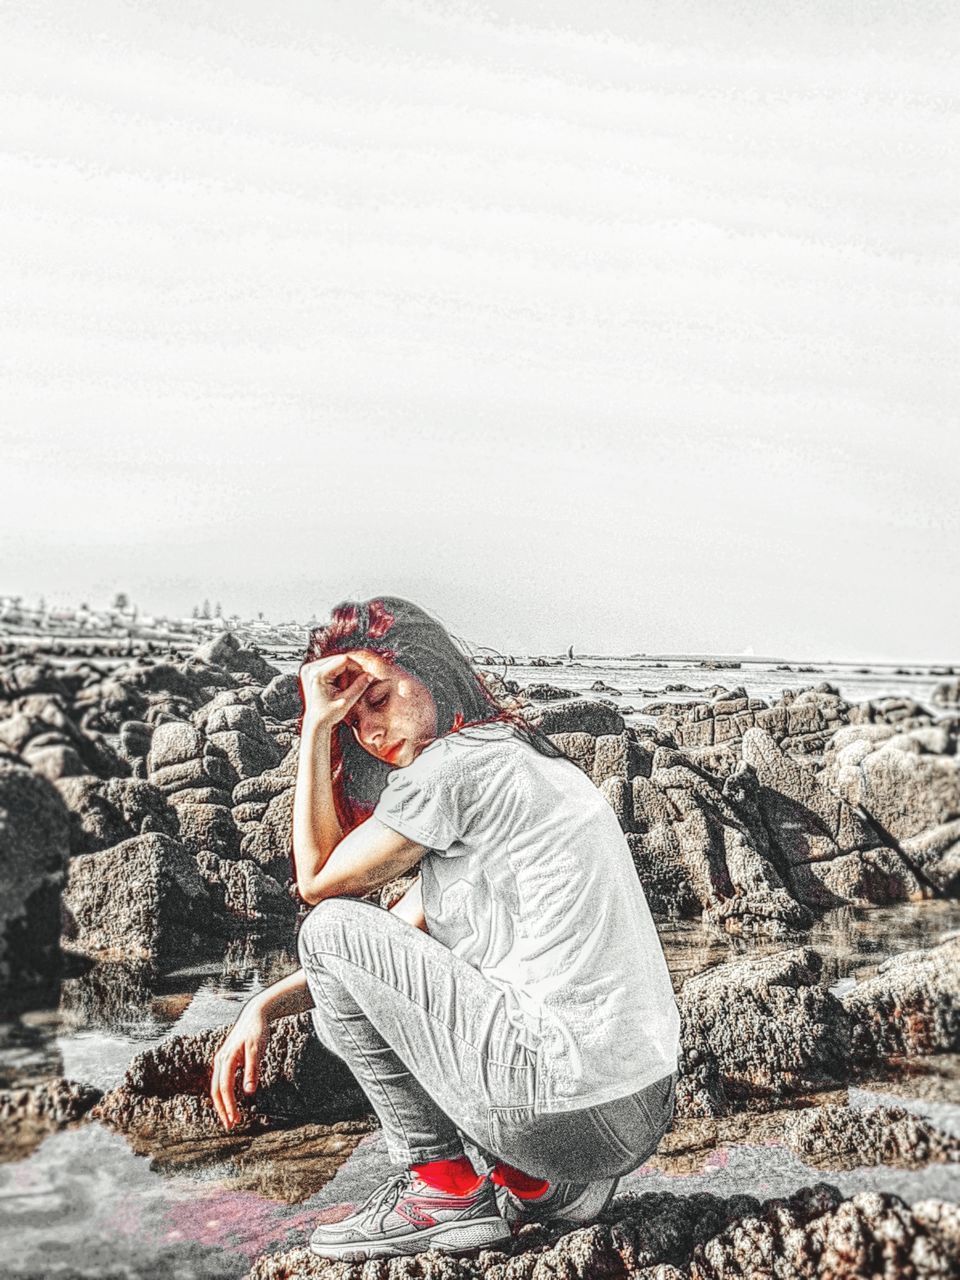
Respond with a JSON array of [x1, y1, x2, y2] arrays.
[[54, 775, 178, 854], [196, 850, 297, 929], [0, 1077, 102, 1162], [677, 947, 851, 1116], [61, 832, 225, 962], [0, 760, 71, 1001], [842, 935, 960, 1064], [529, 699, 625, 737], [782, 1102, 960, 1171]]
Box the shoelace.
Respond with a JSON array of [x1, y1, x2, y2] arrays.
[[354, 1170, 413, 1227]]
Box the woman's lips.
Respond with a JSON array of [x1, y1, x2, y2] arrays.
[[382, 741, 404, 764]]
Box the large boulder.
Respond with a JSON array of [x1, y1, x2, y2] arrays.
[[54, 775, 178, 855], [677, 947, 851, 1116], [628, 750, 811, 935], [824, 728, 960, 844], [0, 760, 71, 1001], [741, 728, 928, 909], [0, 695, 124, 780], [529, 699, 625, 737], [61, 832, 223, 963]]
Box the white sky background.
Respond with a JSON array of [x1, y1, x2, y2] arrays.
[[2, 1, 958, 661]]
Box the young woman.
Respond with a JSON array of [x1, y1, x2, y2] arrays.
[[210, 597, 680, 1262]]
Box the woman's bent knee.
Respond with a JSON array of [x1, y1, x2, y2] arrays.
[[297, 895, 369, 966]]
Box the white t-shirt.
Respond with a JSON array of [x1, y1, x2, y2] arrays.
[[372, 722, 681, 1112]]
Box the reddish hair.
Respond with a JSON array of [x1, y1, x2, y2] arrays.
[[298, 596, 564, 844]]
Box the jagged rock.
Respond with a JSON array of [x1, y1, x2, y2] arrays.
[[72, 675, 150, 733], [825, 729, 960, 844], [842, 935, 960, 1064], [61, 832, 224, 962], [659, 687, 853, 757], [529, 699, 625, 737], [192, 632, 279, 685], [196, 851, 296, 928], [260, 673, 303, 721], [782, 1103, 960, 1171], [94, 1013, 369, 1144], [0, 660, 73, 701], [677, 947, 850, 1116], [54, 775, 178, 855], [247, 1183, 960, 1279], [592, 732, 653, 787], [0, 760, 71, 1000], [628, 752, 810, 936], [0, 1078, 102, 1162], [741, 728, 929, 909]]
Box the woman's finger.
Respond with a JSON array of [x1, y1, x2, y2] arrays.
[[243, 1042, 260, 1095]]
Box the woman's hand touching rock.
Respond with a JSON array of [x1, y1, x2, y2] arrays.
[[210, 1000, 270, 1131]]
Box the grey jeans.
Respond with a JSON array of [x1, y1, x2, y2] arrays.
[[296, 896, 677, 1182]]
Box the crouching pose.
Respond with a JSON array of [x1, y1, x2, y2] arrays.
[[210, 596, 680, 1261]]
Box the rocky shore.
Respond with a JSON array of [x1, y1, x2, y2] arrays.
[[0, 633, 958, 1277]]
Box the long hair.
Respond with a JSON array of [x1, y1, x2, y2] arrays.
[[300, 596, 568, 834]]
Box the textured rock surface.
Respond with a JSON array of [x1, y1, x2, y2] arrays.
[[676, 947, 851, 1116], [0, 1077, 102, 1162], [61, 832, 224, 961], [782, 1103, 960, 1171], [246, 1183, 960, 1279], [0, 759, 71, 999], [54, 774, 178, 854], [842, 935, 960, 1065], [196, 850, 296, 928]]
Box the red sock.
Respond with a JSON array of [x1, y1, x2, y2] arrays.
[[410, 1155, 484, 1195], [490, 1160, 550, 1199]]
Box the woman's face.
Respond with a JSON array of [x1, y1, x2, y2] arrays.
[[338, 649, 438, 768]]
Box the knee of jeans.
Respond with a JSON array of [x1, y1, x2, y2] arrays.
[[297, 895, 358, 966]]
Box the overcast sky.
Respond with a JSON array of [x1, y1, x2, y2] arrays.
[[3, 1, 957, 661]]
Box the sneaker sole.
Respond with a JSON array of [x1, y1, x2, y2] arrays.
[[497, 1177, 620, 1227], [309, 1215, 513, 1260]]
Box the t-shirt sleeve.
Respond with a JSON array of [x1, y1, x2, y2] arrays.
[[372, 739, 468, 853]]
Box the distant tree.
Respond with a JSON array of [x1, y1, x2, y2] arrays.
[[201, 599, 211, 620], [214, 601, 222, 618], [257, 611, 264, 622], [192, 605, 200, 619], [113, 592, 129, 612]]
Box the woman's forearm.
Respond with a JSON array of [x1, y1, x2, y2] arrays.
[[291, 719, 343, 900], [250, 967, 315, 1021]]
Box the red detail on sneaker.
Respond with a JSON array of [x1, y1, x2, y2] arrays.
[[410, 1156, 484, 1195], [490, 1161, 550, 1199], [395, 1200, 439, 1228]]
